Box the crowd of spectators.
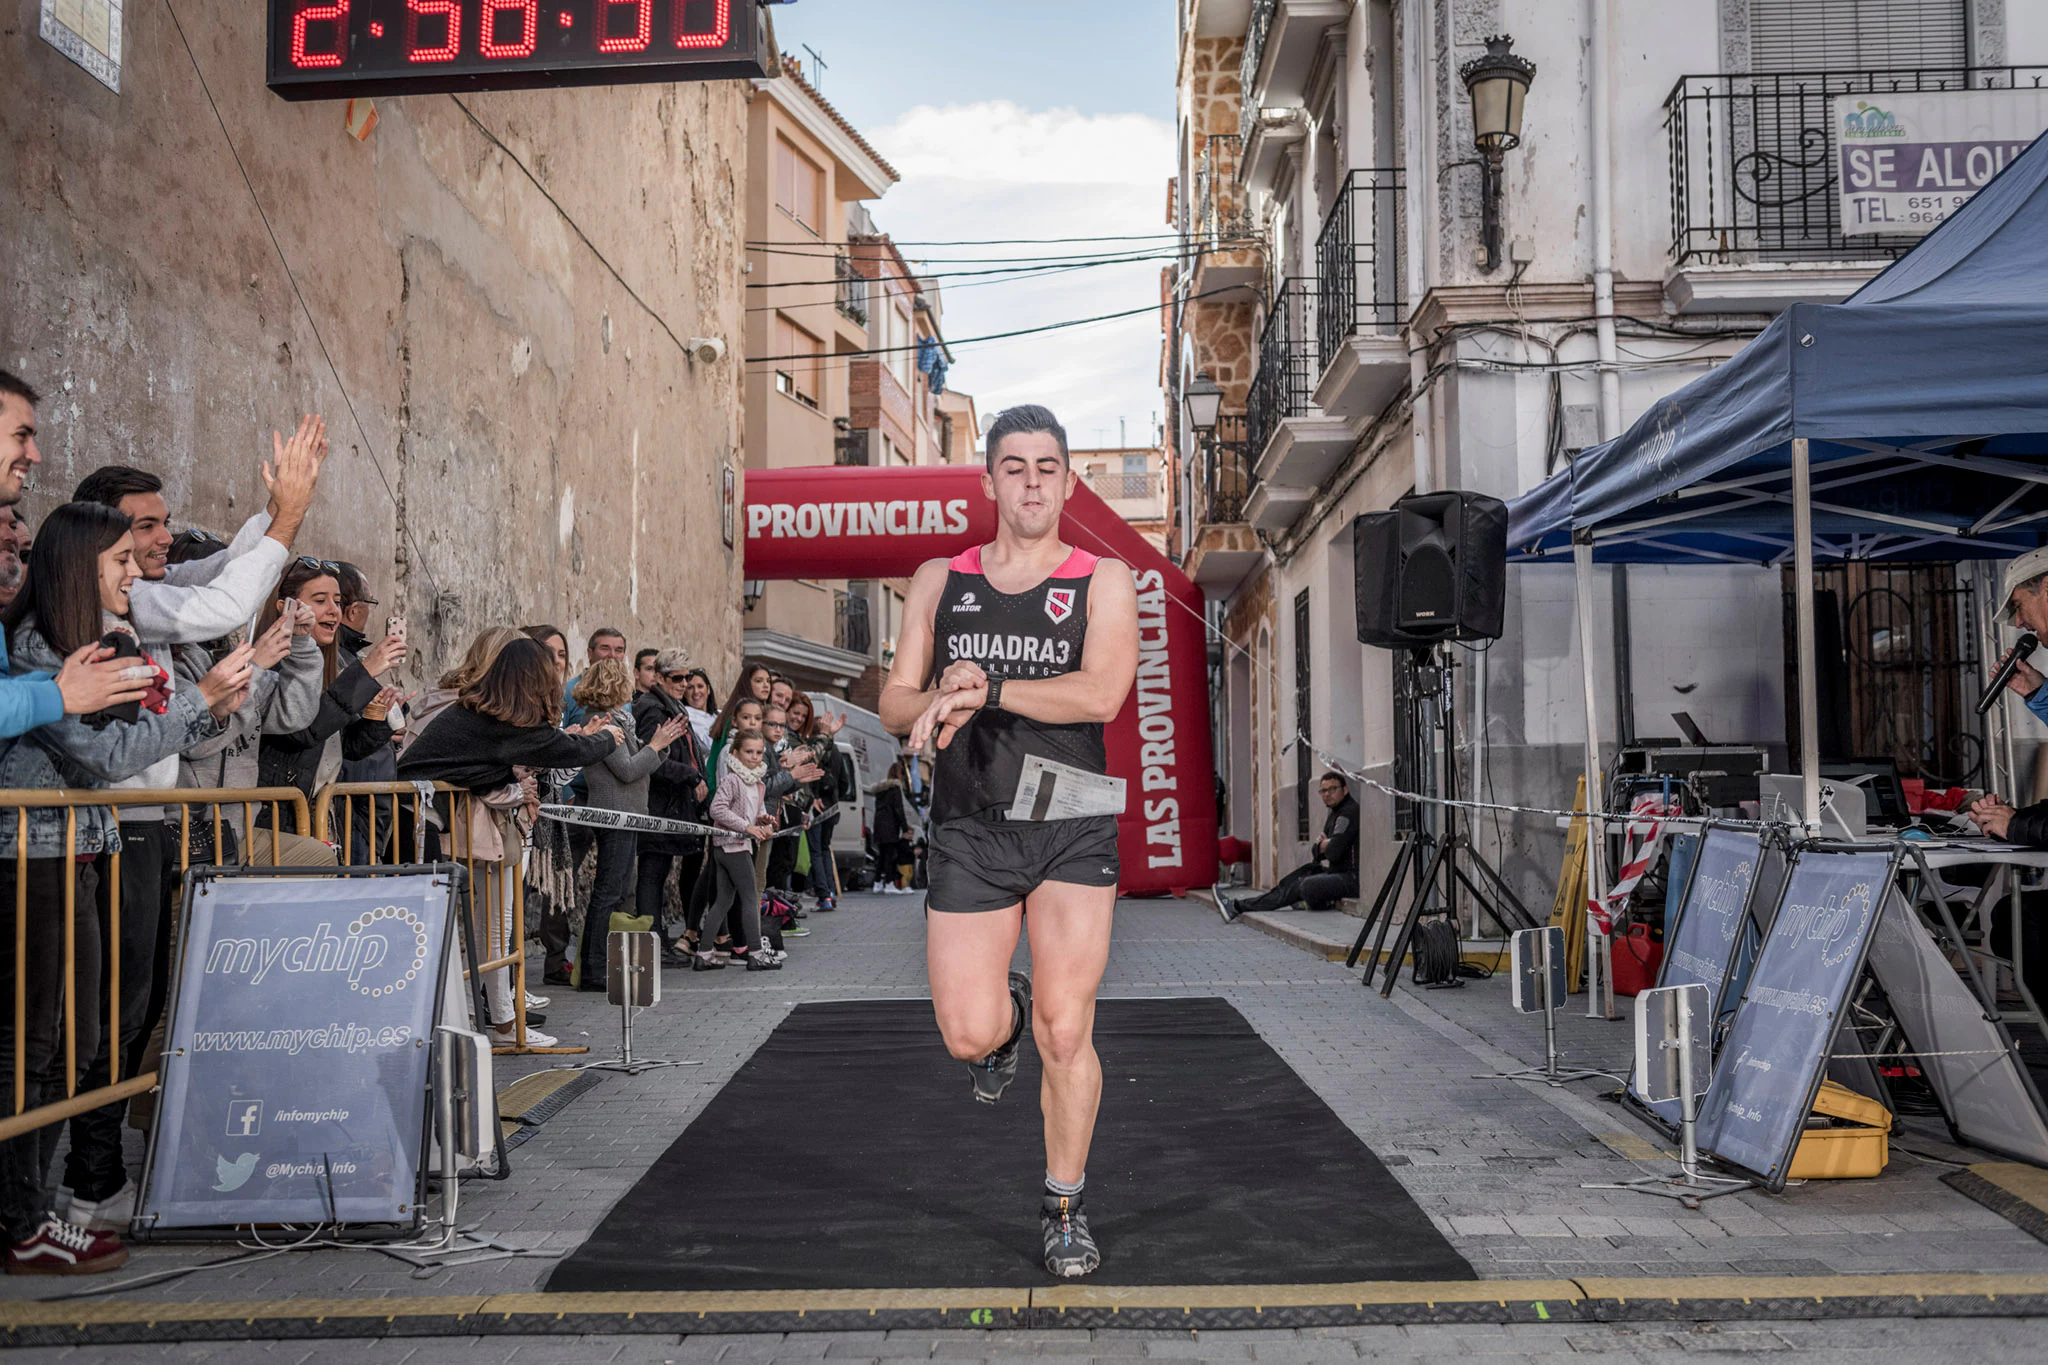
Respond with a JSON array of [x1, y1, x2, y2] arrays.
[[0, 369, 922, 1277]]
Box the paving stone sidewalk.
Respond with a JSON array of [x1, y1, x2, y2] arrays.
[[3, 891, 2044, 1361]]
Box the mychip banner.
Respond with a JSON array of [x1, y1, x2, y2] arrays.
[[1696, 848, 1896, 1190], [138, 870, 454, 1232], [1835, 87, 2048, 236]]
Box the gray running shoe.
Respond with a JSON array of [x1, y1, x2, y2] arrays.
[[970, 971, 1032, 1104], [1040, 1192, 1101, 1278]]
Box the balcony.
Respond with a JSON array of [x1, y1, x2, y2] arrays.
[[834, 589, 872, 656], [1181, 415, 1262, 597], [1191, 134, 1262, 301], [1662, 64, 2048, 313], [1245, 279, 1352, 532], [1238, 0, 1347, 190], [1312, 169, 1406, 421], [834, 251, 869, 327]]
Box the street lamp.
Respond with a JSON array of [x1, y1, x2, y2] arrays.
[[1183, 370, 1223, 435], [1457, 35, 1536, 273]]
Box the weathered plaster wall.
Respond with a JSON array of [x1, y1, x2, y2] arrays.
[[2, 5, 747, 686]]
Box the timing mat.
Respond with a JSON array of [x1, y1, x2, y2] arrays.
[[547, 995, 1471, 1290]]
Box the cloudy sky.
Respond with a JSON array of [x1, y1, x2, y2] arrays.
[[772, 0, 1178, 452]]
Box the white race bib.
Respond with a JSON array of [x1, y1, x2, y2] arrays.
[[1005, 756, 1127, 822]]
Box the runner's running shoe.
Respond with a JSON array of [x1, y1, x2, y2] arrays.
[[1040, 1192, 1101, 1278], [970, 972, 1032, 1104]]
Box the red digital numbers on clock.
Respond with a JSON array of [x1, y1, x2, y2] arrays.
[[480, 0, 539, 57], [283, 0, 733, 71], [289, 0, 348, 67], [595, 0, 651, 53], [405, 0, 460, 62], [673, 0, 727, 49]]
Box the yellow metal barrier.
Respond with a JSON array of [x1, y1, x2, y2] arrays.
[[0, 787, 312, 1145], [312, 781, 582, 1057]]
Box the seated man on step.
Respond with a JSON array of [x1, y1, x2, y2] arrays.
[[1221, 772, 1360, 920]]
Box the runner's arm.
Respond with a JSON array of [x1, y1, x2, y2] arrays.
[[878, 559, 955, 737]]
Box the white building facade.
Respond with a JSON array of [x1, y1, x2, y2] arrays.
[[1167, 0, 2048, 911]]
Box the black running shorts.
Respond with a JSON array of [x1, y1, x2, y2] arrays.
[[925, 814, 1121, 914]]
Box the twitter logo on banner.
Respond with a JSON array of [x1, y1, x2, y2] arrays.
[[213, 1152, 259, 1192]]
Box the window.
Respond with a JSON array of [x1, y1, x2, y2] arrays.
[[773, 313, 822, 409], [1751, 0, 1965, 70], [887, 299, 913, 390], [774, 135, 825, 235]]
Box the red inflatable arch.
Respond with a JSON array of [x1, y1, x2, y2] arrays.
[[743, 466, 1218, 896]]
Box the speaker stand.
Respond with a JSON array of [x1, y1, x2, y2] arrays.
[[1358, 644, 1539, 997]]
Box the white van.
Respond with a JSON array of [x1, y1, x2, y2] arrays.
[[816, 698, 900, 880]]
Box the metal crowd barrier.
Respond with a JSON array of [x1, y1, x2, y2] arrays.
[[0, 786, 312, 1144], [311, 781, 573, 1056]]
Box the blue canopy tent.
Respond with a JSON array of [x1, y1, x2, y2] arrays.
[[1505, 129, 2048, 1011]]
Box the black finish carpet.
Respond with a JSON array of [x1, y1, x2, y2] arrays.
[[546, 996, 1472, 1290]]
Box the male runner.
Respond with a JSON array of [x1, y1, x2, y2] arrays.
[[880, 404, 1138, 1279]]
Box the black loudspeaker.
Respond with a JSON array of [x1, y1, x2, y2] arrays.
[[1354, 491, 1508, 647]]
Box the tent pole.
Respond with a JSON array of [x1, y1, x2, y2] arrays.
[[1573, 532, 1614, 1019], [1791, 436, 1822, 832]]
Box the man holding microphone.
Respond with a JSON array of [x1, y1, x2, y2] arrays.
[[1971, 549, 2048, 841]]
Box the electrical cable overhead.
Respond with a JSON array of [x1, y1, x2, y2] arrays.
[[746, 230, 1207, 248], [747, 285, 1234, 365], [746, 246, 1202, 291], [746, 239, 1255, 266], [165, 0, 440, 599]]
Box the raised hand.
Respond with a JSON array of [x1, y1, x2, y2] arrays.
[[650, 714, 689, 750], [936, 660, 988, 696], [363, 630, 408, 677], [261, 415, 328, 545], [198, 644, 257, 715], [250, 610, 295, 669], [53, 643, 153, 716]]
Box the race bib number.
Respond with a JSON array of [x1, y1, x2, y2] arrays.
[[1006, 756, 1127, 822]]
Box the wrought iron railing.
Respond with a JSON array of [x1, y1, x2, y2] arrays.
[[1664, 65, 2048, 264], [1238, 0, 1277, 144], [1196, 134, 1256, 244], [1246, 278, 1316, 460], [1202, 414, 1250, 526], [835, 589, 872, 655], [834, 425, 869, 466], [1314, 168, 1405, 371], [1085, 470, 1162, 502], [834, 250, 869, 326]]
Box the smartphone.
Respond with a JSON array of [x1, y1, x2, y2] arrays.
[[387, 614, 407, 644], [87, 632, 144, 728]]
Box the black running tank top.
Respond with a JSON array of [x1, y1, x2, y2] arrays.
[[929, 544, 1106, 824]]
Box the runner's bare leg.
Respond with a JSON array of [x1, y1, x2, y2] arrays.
[[1023, 880, 1115, 1185], [928, 902, 1025, 1063]]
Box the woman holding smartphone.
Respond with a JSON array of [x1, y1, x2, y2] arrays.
[[255, 558, 407, 826], [0, 502, 252, 1274]]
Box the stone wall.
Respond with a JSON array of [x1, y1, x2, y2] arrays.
[[2, 9, 748, 688]]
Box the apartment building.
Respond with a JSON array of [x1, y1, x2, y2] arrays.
[[1073, 446, 1174, 554], [1166, 0, 2048, 908], [741, 55, 898, 699]]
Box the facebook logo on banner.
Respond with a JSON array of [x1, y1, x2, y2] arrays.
[[226, 1100, 263, 1138]]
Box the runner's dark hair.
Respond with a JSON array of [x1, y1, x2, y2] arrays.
[[984, 404, 1069, 470]]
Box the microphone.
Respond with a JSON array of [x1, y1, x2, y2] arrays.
[[1978, 631, 2040, 715]]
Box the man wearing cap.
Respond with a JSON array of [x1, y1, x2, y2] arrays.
[[1969, 550, 2048, 842]]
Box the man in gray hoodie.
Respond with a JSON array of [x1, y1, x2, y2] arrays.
[[58, 417, 330, 1232]]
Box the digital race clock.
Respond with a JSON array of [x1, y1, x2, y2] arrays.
[[266, 0, 771, 101]]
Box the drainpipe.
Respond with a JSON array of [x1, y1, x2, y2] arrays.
[[1589, 0, 1620, 439], [1403, 0, 1432, 495]]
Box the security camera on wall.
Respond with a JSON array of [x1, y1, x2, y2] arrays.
[[688, 336, 727, 364]]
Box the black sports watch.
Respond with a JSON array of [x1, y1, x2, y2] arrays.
[[986, 675, 1005, 712]]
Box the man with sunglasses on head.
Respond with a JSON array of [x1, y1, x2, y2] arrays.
[[61, 416, 332, 1237], [632, 648, 714, 966]]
